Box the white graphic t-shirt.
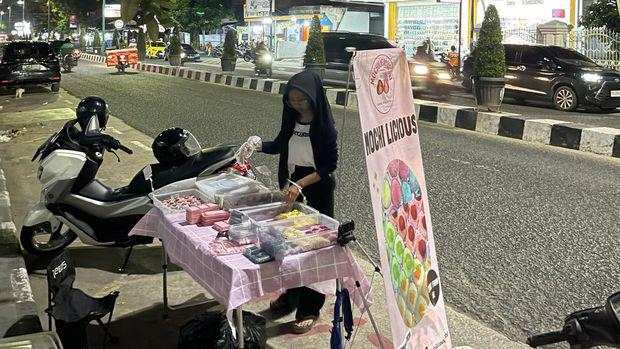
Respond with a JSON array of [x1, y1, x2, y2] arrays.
[[288, 122, 315, 173]]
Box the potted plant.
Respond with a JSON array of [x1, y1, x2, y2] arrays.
[[169, 33, 183, 66], [137, 29, 147, 61], [472, 5, 506, 112], [93, 30, 101, 54], [221, 29, 238, 71], [303, 15, 326, 79]]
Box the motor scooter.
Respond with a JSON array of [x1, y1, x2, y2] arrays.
[[528, 291, 620, 348], [254, 50, 273, 78], [61, 50, 79, 73], [20, 115, 238, 271]]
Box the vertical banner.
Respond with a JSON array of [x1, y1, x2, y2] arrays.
[[353, 48, 451, 348]]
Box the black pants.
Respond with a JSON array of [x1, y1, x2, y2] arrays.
[[279, 166, 335, 319]]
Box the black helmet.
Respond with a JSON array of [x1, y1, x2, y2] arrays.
[[152, 127, 201, 166], [76, 96, 109, 131]]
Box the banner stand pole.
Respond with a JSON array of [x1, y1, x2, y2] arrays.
[[334, 48, 386, 349]]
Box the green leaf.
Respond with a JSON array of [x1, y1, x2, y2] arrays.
[[472, 5, 506, 78]]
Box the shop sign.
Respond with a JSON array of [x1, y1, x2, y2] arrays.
[[353, 48, 452, 349], [104, 4, 121, 18], [245, 0, 271, 19]]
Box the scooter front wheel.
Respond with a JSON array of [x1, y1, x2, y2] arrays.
[[20, 222, 77, 256]]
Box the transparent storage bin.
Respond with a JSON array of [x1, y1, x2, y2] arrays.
[[228, 221, 257, 245], [230, 202, 319, 225], [217, 189, 284, 210], [151, 189, 211, 215], [196, 173, 259, 201], [256, 214, 340, 259]]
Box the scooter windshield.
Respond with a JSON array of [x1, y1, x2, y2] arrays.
[[179, 132, 201, 157], [83, 115, 101, 136]]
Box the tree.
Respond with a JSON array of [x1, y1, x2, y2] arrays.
[[581, 0, 620, 32], [169, 31, 182, 57], [169, 0, 231, 46], [472, 5, 505, 78], [304, 15, 326, 66], [122, 0, 174, 41]]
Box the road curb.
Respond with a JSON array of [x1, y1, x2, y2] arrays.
[[0, 165, 42, 339], [79, 55, 620, 158]]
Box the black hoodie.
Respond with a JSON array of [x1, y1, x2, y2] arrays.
[[262, 71, 338, 189]]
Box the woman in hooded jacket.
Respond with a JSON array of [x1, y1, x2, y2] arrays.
[[253, 70, 338, 333]]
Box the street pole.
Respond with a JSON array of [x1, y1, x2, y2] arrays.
[[47, 0, 50, 36], [7, 6, 10, 32], [458, 0, 462, 61], [21, 0, 24, 25], [101, 0, 106, 54], [270, 0, 275, 52]]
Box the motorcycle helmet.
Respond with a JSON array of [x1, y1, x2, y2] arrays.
[[76, 96, 109, 131], [152, 127, 201, 167]]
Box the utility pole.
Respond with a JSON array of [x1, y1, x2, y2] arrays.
[[7, 6, 10, 31], [47, 0, 50, 36], [101, 0, 106, 54], [270, 0, 275, 52]]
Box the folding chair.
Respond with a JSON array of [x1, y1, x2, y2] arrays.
[[45, 251, 120, 348]]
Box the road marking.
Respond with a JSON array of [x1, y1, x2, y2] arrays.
[[130, 140, 152, 152], [107, 126, 123, 135]]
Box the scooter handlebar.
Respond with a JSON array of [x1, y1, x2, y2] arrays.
[[118, 143, 133, 154], [527, 330, 566, 347]]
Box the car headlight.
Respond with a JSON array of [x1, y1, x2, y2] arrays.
[[582, 72, 602, 83], [437, 72, 451, 80], [180, 52, 186, 58], [262, 54, 272, 64], [413, 64, 429, 75]]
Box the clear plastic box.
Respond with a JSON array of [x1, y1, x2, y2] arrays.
[[217, 189, 284, 210], [196, 173, 259, 201], [256, 214, 340, 260], [230, 202, 319, 225], [228, 221, 257, 245], [151, 189, 211, 215]]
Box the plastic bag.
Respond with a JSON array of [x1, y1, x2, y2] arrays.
[[178, 311, 266, 349]]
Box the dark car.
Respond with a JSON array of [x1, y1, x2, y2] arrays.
[[165, 43, 201, 63], [323, 32, 394, 71], [462, 44, 620, 111], [0, 41, 61, 92]]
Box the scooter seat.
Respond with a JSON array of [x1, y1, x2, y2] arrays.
[[78, 179, 143, 202]]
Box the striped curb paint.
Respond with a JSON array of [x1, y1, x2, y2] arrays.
[[0, 167, 42, 337], [81, 59, 620, 159]]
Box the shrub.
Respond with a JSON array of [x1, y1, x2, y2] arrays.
[[93, 30, 101, 51], [137, 29, 147, 59], [222, 29, 238, 60], [473, 5, 506, 79], [303, 15, 326, 66]]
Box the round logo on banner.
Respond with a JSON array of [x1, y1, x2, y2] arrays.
[[382, 159, 433, 328], [114, 19, 124, 29], [369, 54, 395, 114]]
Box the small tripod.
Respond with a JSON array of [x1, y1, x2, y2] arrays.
[[336, 220, 386, 349]]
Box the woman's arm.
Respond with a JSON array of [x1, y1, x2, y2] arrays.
[[260, 131, 282, 154], [315, 135, 338, 179]]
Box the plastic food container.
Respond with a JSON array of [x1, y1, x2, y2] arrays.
[[230, 202, 319, 225], [228, 221, 260, 245], [256, 214, 340, 259], [217, 189, 283, 210], [196, 173, 258, 201], [151, 189, 211, 215]]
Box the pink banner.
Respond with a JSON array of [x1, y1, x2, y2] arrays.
[[353, 48, 451, 348]]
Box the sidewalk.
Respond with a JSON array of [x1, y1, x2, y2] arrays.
[[0, 88, 529, 348]]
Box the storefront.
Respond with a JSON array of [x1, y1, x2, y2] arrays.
[[385, 0, 578, 57]]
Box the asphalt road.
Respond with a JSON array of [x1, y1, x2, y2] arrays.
[[59, 61, 620, 344], [143, 57, 620, 129]]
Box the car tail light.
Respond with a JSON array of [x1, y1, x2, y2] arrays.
[[52, 76, 60, 81]]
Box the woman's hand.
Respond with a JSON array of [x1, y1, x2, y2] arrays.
[[283, 184, 301, 206]]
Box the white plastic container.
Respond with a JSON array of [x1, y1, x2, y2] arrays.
[[195, 173, 258, 201], [151, 189, 211, 215], [231, 202, 319, 224]]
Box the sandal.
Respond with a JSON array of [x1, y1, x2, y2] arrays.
[[269, 296, 294, 317], [291, 315, 319, 334]]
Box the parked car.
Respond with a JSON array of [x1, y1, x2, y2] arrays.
[[146, 41, 166, 59], [322, 31, 394, 71], [462, 44, 620, 111], [164, 43, 201, 63], [0, 41, 61, 92]]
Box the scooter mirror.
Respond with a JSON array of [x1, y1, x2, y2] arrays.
[[345, 47, 356, 53], [606, 291, 620, 328]]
